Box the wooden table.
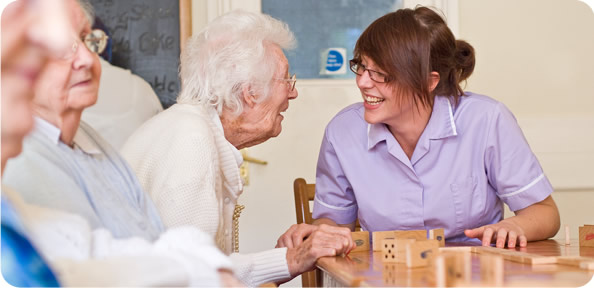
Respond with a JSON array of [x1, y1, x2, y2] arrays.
[[316, 239, 594, 287]]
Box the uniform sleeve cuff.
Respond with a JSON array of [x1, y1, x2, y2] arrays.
[[312, 196, 358, 224], [499, 174, 554, 211]]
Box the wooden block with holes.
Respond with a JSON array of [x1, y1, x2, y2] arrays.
[[428, 228, 445, 247], [381, 238, 398, 262], [381, 238, 416, 263], [373, 231, 396, 251], [579, 225, 594, 247], [382, 263, 397, 286], [406, 239, 439, 268], [480, 254, 504, 286], [350, 231, 370, 252]]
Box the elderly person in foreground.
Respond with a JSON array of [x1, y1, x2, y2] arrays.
[[122, 10, 355, 286], [3, 0, 243, 286], [1, 0, 70, 284]]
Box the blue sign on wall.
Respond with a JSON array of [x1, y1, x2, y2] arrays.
[[262, 0, 402, 79]]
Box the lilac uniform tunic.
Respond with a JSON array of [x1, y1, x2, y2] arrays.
[[313, 93, 553, 242]]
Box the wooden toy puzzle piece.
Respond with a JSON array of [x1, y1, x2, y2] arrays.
[[406, 239, 439, 268], [474, 246, 557, 265], [381, 238, 415, 263], [579, 225, 594, 247], [372, 229, 427, 251], [429, 228, 445, 247], [480, 254, 504, 286], [350, 231, 370, 252], [557, 256, 594, 270], [373, 231, 397, 251], [393, 229, 426, 241], [432, 252, 471, 287]]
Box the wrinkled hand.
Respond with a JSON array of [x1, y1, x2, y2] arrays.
[[218, 269, 245, 287], [276, 223, 320, 248], [282, 224, 355, 277], [464, 219, 527, 248]]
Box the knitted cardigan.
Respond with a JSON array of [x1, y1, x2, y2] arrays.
[[122, 103, 291, 286]]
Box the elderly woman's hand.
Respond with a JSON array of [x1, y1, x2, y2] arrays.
[[276, 223, 319, 248], [281, 224, 354, 277]]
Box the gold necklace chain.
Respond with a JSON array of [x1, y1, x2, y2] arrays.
[[232, 204, 245, 253]]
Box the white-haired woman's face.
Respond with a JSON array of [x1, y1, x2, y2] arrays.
[[32, 0, 101, 118], [248, 45, 298, 141]]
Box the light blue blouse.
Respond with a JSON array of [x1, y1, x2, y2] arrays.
[[3, 118, 164, 240]]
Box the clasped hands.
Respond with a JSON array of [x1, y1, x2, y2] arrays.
[[276, 223, 355, 277]]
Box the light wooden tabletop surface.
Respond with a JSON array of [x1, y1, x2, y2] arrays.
[[316, 239, 594, 287]]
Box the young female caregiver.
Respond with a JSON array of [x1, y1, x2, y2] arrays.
[[311, 6, 560, 248]]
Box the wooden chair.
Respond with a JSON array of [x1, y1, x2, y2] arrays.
[[293, 178, 360, 287]]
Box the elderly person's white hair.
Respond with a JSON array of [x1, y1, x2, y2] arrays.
[[77, 0, 95, 24], [178, 10, 296, 116]]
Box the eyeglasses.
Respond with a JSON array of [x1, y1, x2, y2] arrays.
[[349, 59, 390, 83], [62, 29, 109, 59], [277, 73, 297, 92]]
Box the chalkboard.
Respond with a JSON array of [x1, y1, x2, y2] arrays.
[[89, 0, 191, 108]]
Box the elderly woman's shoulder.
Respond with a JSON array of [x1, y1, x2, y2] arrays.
[[130, 104, 214, 140]]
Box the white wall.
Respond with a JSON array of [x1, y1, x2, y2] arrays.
[[189, 1, 594, 283], [458, 0, 594, 237]]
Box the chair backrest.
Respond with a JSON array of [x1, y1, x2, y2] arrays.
[[294, 178, 316, 226], [294, 178, 361, 229], [293, 178, 318, 288], [293, 178, 360, 288]]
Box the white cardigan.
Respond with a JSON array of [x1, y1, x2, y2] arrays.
[[122, 103, 291, 286], [2, 186, 232, 287]]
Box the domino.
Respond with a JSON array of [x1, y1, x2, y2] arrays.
[[429, 228, 445, 247], [406, 239, 439, 268], [350, 231, 370, 252], [579, 225, 594, 247]]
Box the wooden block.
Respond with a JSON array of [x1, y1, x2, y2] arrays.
[[432, 255, 446, 287], [381, 238, 398, 262], [557, 256, 594, 270], [406, 239, 439, 268], [382, 263, 397, 286], [350, 231, 370, 252], [579, 225, 594, 247], [580, 261, 594, 270], [381, 238, 416, 263], [480, 254, 504, 286], [438, 246, 476, 253], [429, 228, 445, 247], [373, 230, 426, 251], [432, 252, 471, 286], [394, 229, 427, 241], [475, 246, 557, 265], [373, 231, 396, 251]]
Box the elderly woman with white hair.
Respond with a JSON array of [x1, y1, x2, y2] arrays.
[[122, 10, 354, 286]]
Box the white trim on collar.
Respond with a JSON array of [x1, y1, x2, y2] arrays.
[[447, 98, 458, 136]]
